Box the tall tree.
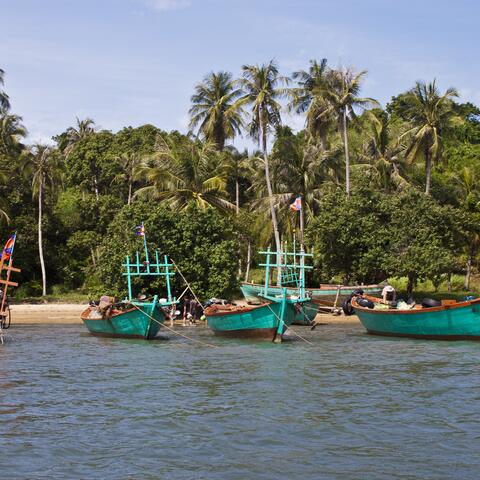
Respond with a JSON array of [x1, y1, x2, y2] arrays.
[[23, 145, 62, 296], [358, 110, 409, 191], [0, 68, 10, 113], [289, 59, 334, 147], [112, 152, 143, 205], [238, 60, 287, 280], [318, 68, 378, 196], [189, 71, 244, 150], [0, 113, 27, 157], [63, 117, 96, 156], [397, 80, 458, 195], [136, 136, 235, 212]]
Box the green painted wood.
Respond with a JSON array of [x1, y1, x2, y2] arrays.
[[293, 300, 318, 325], [353, 299, 480, 339], [82, 302, 166, 339], [206, 301, 296, 340], [241, 282, 382, 305]]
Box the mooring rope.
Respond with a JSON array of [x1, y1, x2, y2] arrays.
[[128, 302, 219, 348], [266, 304, 313, 345], [168, 258, 206, 310]]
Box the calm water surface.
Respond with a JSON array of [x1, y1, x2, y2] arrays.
[[1, 322, 479, 479]]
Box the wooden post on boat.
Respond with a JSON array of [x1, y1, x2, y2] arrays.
[[273, 288, 287, 343], [263, 247, 271, 297]]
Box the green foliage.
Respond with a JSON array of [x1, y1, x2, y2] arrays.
[[94, 203, 239, 300], [2, 62, 480, 300], [307, 185, 469, 291]]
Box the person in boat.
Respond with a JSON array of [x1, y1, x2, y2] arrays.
[[382, 284, 396, 303], [182, 295, 191, 326], [98, 295, 115, 318]]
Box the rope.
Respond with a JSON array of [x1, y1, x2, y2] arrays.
[[168, 258, 205, 310], [128, 302, 219, 348], [266, 304, 313, 345]]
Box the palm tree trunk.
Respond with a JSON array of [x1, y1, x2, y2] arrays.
[[244, 240, 251, 282], [235, 179, 240, 215], [263, 131, 282, 285], [94, 175, 99, 199], [465, 251, 472, 290], [341, 109, 351, 197], [38, 180, 47, 297], [407, 272, 415, 297], [425, 149, 432, 195], [128, 179, 132, 205]]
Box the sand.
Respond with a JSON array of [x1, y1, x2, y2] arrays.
[[8, 303, 360, 325]]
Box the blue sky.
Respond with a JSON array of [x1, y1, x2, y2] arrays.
[[1, 0, 479, 149]]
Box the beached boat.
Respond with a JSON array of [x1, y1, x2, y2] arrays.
[[241, 281, 382, 307], [206, 247, 313, 341], [81, 225, 177, 339], [205, 298, 296, 341], [81, 298, 167, 339], [351, 295, 480, 340]]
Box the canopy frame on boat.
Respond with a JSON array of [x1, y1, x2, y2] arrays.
[[122, 246, 176, 305], [258, 246, 313, 302]]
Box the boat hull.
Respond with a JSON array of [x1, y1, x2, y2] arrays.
[[81, 302, 165, 339], [353, 299, 480, 340], [240, 282, 382, 307], [205, 302, 296, 341], [293, 300, 318, 325]]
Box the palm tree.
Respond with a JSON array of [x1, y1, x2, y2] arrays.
[[317, 67, 378, 196], [22, 145, 62, 296], [0, 68, 10, 113], [112, 152, 143, 205], [250, 126, 342, 242], [289, 59, 334, 147], [399, 80, 458, 195], [358, 110, 409, 191], [237, 60, 288, 279], [0, 113, 27, 157], [189, 71, 244, 150], [135, 136, 235, 212], [64, 117, 96, 156]]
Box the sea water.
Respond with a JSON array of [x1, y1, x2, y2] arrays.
[[0, 323, 479, 479]]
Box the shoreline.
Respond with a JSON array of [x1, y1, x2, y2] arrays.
[[9, 303, 360, 325]]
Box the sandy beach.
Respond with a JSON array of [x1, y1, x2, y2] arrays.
[[9, 303, 360, 325]]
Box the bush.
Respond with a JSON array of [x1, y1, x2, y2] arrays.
[[94, 203, 239, 300]]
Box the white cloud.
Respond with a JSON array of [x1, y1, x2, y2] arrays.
[[142, 0, 191, 11]]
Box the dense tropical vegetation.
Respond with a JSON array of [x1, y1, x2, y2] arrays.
[[1, 60, 480, 301]]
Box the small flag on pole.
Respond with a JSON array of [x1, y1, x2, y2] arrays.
[[135, 223, 145, 237], [1, 233, 16, 260], [289, 196, 302, 212]]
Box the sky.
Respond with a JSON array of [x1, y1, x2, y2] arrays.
[[1, 0, 479, 149]]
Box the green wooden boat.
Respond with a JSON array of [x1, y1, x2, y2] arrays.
[[81, 224, 177, 340], [205, 298, 296, 341], [352, 296, 480, 340], [81, 298, 166, 339], [206, 246, 313, 341], [241, 282, 382, 307]]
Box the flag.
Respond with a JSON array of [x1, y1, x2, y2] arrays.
[[2, 233, 16, 260], [289, 196, 302, 212], [135, 223, 145, 237]]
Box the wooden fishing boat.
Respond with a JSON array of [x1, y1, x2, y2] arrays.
[[206, 247, 313, 341], [241, 281, 382, 307], [81, 225, 177, 340], [205, 299, 296, 341], [81, 298, 167, 339], [351, 295, 480, 340]]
